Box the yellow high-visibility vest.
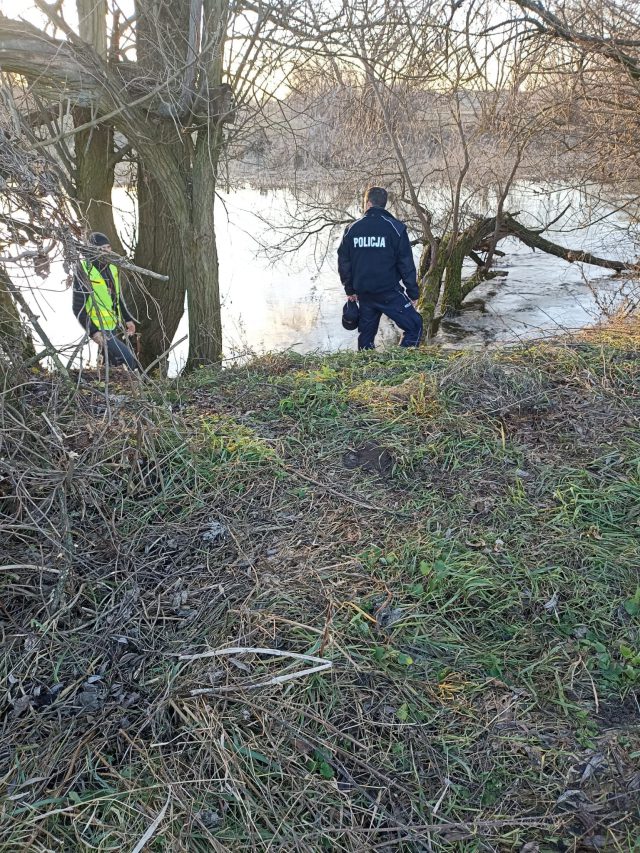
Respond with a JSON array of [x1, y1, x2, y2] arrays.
[[80, 261, 122, 331]]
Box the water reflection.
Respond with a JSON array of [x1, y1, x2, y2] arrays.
[[23, 185, 639, 374]]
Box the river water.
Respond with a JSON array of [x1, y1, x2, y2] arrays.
[[24, 184, 639, 373]]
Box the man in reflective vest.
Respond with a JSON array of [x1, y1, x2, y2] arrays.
[[337, 186, 422, 350], [73, 232, 138, 369]]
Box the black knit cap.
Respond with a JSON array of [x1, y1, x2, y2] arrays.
[[88, 231, 111, 247], [342, 299, 359, 331]]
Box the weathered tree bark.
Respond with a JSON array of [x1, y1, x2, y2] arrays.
[[132, 161, 187, 369], [440, 240, 468, 315], [183, 0, 227, 370], [0, 266, 35, 367], [73, 111, 124, 254], [417, 217, 497, 331], [76, 0, 107, 58], [130, 0, 225, 371], [128, 0, 192, 370], [439, 217, 498, 314], [186, 119, 224, 370], [417, 238, 447, 335], [73, 0, 122, 248]]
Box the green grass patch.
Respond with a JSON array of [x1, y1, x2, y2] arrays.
[[2, 338, 639, 850]]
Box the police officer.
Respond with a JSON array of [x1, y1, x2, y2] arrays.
[[338, 186, 422, 350], [73, 232, 138, 369]]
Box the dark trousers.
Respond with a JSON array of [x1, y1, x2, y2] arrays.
[[358, 290, 423, 350], [103, 332, 138, 370]]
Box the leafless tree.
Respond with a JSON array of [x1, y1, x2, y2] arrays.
[[0, 0, 312, 369], [508, 0, 640, 200], [245, 0, 636, 334]]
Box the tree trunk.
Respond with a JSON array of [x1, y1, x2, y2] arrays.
[[437, 217, 498, 315], [130, 0, 226, 371], [132, 160, 187, 370], [183, 0, 228, 370], [0, 266, 36, 367], [76, 0, 107, 58], [73, 0, 124, 251], [129, 0, 199, 371], [73, 111, 124, 254], [417, 239, 447, 337], [185, 123, 223, 370], [440, 240, 468, 315]]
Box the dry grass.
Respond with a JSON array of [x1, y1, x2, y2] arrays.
[[1, 335, 639, 851], [580, 314, 640, 347]]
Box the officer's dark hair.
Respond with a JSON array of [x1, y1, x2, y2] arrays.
[[365, 186, 388, 209]]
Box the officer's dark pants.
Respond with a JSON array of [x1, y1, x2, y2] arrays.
[[102, 332, 138, 370], [357, 290, 423, 351]]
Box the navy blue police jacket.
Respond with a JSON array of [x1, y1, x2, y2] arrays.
[[337, 206, 418, 301]]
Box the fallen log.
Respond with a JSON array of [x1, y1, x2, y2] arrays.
[[502, 212, 637, 272], [417, 212, 638, 337]]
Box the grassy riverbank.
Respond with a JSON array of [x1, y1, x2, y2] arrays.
[[1, 330, 639, 851]]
